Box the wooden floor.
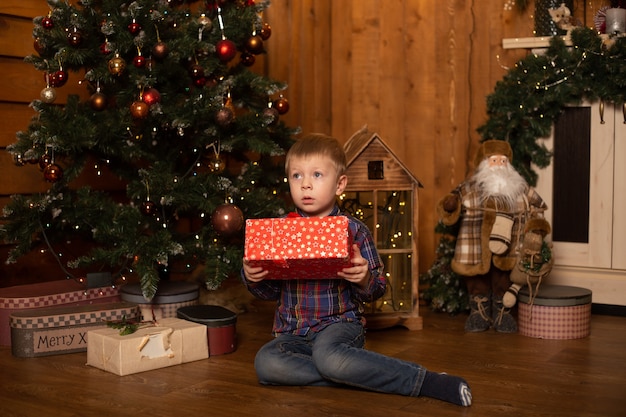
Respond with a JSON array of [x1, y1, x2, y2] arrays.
[[1, 301, 625, 417]]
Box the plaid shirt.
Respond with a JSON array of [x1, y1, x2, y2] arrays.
[[242, 206, 386, 336]]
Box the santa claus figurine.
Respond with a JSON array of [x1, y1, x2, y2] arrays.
[[437, 140, 548, 333]]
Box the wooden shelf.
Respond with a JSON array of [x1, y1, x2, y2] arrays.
[[502, 36, 571, 50]]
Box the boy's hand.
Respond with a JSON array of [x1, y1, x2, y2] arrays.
[[338, 244, 370, 288], [243, 259, 268, 282]]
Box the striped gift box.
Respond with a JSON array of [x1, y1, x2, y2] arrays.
[[10, 302, 140, 357], [518, 285, 592, 339], [0, 280, 120, 346]]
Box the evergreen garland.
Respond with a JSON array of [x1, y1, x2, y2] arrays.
[[422, 27, 626, 314], [478, 27, 626, 186]]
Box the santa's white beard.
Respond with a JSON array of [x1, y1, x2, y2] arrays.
[[473, 159, 527, 209]]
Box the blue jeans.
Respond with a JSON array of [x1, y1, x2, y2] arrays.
[[254, 321, 427, 396]]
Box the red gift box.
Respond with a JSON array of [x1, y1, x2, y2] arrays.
[[244, 216, 353, 279]]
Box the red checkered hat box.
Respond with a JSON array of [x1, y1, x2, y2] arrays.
[[10, 302, 140, 358], [518, 285, 592, 339], [0, 280, 120, 346], [244, 216, 353, 279]]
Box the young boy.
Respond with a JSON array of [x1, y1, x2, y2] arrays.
[[242, 133, 472, 407]]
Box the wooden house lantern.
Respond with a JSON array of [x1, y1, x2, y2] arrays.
[[341, 127, 423, 330]]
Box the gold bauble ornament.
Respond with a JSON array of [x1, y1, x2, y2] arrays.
[[108, 54, 126, 76], [130, 100, 149, 119], [90, 91, 107, 111]]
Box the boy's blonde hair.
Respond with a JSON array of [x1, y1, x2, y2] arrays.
[[285, 133, 347, 177]]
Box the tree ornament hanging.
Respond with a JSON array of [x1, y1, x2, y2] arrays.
[[100, 38, 112, 55], [42, 15, 54, 30], [211, 203, 244, 236], [273, 96, 290, 114], [207, 157, 226, 174], [216, 39, 237, 62], [38, 154, 52, 171], [152, 41, 169, 60], [142, 88, 161, 106], [13, 153, 25, 166], [190, 63, 205, 79], [215, 106, 234, 127], [128, 18, 142, 35], [40, 86, 57, 103], [215, 7, 237, 63], [108, 53, 126, 76], [198, 13, 212, 29], [133, 48, 146, 68], [50, 67, 68, 87], [240, 52, 256, 67], [262, 105, 279, 126], [245, 35, 264, 55], [260, 22, 272, 40], [67, 27, 83, 47], [43, 163, 63, 183], [90, 85, 107, 111], [141, 200, 156, 216], [130, 100, 150, 119]]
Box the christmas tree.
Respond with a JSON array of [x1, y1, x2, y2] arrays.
[[0, 0, 298, 300]]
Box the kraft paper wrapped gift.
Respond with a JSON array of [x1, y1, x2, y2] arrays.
[[87, 317, 209, 376], [0, 280, 120, 346], [244, 216, 353, 279], [10, 301, 140, 358]]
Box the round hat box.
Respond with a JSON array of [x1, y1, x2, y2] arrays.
[[120, 281, 199, 321], [518, 284, 592, 339], [177, 305, 237, 355]]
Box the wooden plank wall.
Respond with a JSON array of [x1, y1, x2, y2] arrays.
[[0, 0, 606, 285]]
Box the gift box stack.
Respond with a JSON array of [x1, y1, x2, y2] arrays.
[[10, 302, 140, 358], [244, 216, 353, 279], [0, 279, 120, 347]]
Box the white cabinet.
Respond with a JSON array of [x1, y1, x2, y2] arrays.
[[535, 101, 626, 305]]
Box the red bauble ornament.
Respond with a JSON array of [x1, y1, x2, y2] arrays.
[[50, 70, 68, 87], [245, 35, 264, 55], [211, 203, 244, 236], [141, 201, 156, 216], [42, 16, 54, 29], [216, 39, 237, 63], [100, 41, 112, 55], [152, 41, 169, 60], [142, 88, 161, 106], [240, 52, 256, 67], [38, 154, 52, 171], [34, 38, 46, 55], [260, 23, 272, 40], [273, 97, 290, 114], [43, 163, 63, 182], [189, 64, 205, 79], [193, 76, 207, 87], [67, 28, 83, 47], [128, 20, 142, 35], [130, 100, 150, 119], [133, 54, 146, 68], [90, 91, 107, 111]]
